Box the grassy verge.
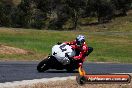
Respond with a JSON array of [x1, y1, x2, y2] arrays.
[[80, 10, 132, 32], [0, 28, 131, 63]]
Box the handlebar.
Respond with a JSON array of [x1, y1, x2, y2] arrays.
[[65, 53, 76, 62]]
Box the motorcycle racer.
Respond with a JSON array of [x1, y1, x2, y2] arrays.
[[37, 35, 93, 72], [64, 35, 93, 64]]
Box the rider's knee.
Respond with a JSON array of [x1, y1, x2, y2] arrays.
[[88, 47, 93, 53], [85, 47, 93, 56]]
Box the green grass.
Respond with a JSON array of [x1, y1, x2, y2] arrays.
[[80, 11, 132, 32], [89, 34, 132, 63], [0, 28, 131, 63], [0, 11, 131, 63], [0, 29, 77, 60]]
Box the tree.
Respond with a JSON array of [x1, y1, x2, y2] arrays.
[[11, 0, 32, 28], [65, 0, 86, 30], [11, 0, 47, 29], [30, 9, 47, 29], [0, 0, 14, 26], [83, 0, 114, 23], [111, 0, 132, 16], [47, 0, 70, 30], [96, 0, 114, 23]]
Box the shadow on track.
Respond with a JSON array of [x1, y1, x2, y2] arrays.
[[44, 70, 78, 73]]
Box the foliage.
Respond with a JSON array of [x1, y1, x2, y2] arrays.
[[111, 0, 132, 16], [0, 0, 132, 29], [0, 0, 14, 26]]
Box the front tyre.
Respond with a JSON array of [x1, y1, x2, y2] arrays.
[[37, 58, 49, 72]]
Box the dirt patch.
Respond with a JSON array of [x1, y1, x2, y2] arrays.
[[20, 79, 132, 88], [19, 76, 132, 88], [0, 44, 33, 55]]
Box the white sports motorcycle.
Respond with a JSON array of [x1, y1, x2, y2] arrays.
[[37, 43, 87, 72]]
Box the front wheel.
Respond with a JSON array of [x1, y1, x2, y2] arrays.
[[37, 58, 49, 72]]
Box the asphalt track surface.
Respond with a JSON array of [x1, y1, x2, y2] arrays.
[[0, 61, 132, 83]]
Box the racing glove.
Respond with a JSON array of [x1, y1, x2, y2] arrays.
[[57, 42, 62, 45]]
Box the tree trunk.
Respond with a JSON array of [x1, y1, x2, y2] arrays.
[[73, 10, 79, 30]]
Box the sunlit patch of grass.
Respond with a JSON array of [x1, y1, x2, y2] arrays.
[[81, 10, 132, 32]]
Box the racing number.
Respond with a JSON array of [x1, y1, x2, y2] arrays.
[[59, 44, 67, 52]]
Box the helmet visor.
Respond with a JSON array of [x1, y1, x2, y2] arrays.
[[77, 39, 85, 46]]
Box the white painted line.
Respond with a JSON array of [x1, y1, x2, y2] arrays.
[[0, 76, 76, 88]]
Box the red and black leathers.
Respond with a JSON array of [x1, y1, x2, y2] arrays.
[[64, 40, 88, 62]]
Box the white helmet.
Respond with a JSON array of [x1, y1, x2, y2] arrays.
[[76, 35, 85, 46]]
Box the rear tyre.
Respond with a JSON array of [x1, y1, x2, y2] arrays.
[[37, 58, 49, 72], [66, 68, 74, 72], [66, 66, 75, 72]]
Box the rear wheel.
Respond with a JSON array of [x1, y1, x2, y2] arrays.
[[37, 58, 49, 72], [66, 65, 75, 72], [66, 68, 74, 72]]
